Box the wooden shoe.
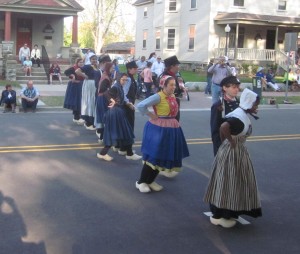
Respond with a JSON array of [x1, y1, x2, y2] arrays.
[[135, 182, 150, 193], [210, 217, 236, 228], [148, 182, 163, 191], [97, 153, 113, 161]]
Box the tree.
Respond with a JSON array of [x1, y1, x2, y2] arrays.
[[63, 25, 72, 46], [77, 0, 135, 53]]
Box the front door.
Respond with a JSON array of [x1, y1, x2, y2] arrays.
[[266, 30, 276, 49], [16, 19, 32, 53]]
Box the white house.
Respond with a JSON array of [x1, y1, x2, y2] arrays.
[[133, 0, 300, 67]]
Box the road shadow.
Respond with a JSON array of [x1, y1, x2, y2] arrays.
[[0, 191, 47, 254]]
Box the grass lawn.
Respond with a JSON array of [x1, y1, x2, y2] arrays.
[[0, 80, 21, 88], [40, 96, 65, 107], [262, 96, 300, 104]]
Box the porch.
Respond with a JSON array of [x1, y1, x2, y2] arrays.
[[214, 48, 293, 71]]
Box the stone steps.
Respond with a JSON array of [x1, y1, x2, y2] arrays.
[[16, 64, 71, 85]]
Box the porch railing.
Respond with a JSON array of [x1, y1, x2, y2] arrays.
[[41, 45, 50, 84], [214, 48, 277, 61]]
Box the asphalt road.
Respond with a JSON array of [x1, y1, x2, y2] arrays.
[[0, 108, 300, 254]]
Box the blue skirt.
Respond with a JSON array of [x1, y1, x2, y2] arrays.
[[94, 95, 109, 128], [141, 119, 189, 171], [103, 106, 135, 147], [63, 80, 83, 111]]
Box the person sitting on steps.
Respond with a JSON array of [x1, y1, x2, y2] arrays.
[[0, 84, 17, 113], [23, 56, 32, 76], [49, 62, 63, 85]]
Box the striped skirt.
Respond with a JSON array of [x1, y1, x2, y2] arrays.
[[204, 136, 262, 218], [81, 79, 96, 117]]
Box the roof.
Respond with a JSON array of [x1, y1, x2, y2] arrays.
[[0, 0, 83, 13], [215, 12, 300, 27], [133, 0, 153, 6], [102, 41, 135, 51]]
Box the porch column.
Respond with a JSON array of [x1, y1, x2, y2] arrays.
[[234, 23, 239, 61], [71, 15, 79, 47], [4, 11, 11, 41], [275, 26, 279, 50]]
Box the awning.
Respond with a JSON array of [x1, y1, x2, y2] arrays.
[[215, 12, 300, 28]]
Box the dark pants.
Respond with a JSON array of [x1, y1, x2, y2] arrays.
[[144, 82, 153, 98], [21, 98, 38, 111], [31, 58, 41, 67], [138, 163, 159, 184]]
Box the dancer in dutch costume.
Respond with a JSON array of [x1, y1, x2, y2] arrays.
[[97, 73, 137, 161], [204, 88, 262, 228], [63, 58, 85, 124], [75, 54, 101, 130], [135, 75, 189, 193]]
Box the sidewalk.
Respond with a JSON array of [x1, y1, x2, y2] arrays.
[[19, 84, 300, 111]]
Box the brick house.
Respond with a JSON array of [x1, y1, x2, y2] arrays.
[[0, 0, 83, 58]]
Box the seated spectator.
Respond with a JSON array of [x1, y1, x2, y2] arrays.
[[30, 44, 41, 67], [283, 68, 297, 90], [23, 56, 32, 76], [256, 67, 267, 91], [19, 43, 30, 65], [20, 80, 39, 113], [49, 62, 63, 85], [266, 69, 281, 91], [0, 84, 17, 113]]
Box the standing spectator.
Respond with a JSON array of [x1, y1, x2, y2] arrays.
[[49, 62, 63, 85], [266, 69, 281, 91], [204, 88, 262, 228], [19, 43, 30, 65], [255, 67, 267, 91], [135, 75, 189, 193], [148, 52, 156, 63], [20, 80, 39, 113], [63, 58, 85, 124], [143, 61, 153, 98], [205, 59, 214, 95], [210, 76, 240, 156], [83, 48, 95, 65], [23, 56, 32, 76], [30, 44, 41, 67], [97, 73, 138, 161], [112, 59, 120, 81], [136, 56, 147, 97], [151, 56, 165, 86], [208, 56, 232, 104], [1, 84, 17, 113], [75, 54, 101, 130]]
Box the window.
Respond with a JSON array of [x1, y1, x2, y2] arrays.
[[191, 0, 197, 9], [155, 29, 161, 50], [278, 0, 287, 10], [188, 25, 195, 50], [233, 0, 244, 7], [169, 0, 177, 11], [143, 7, 148, 17], [143, 30, 147, 49], [167, 29, 176, 49]]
